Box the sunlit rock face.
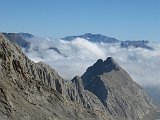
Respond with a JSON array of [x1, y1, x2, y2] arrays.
[[0, 33, 159, 120], [0, 34, 112, 120]]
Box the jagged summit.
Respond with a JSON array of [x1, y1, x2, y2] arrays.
[[89, 57, 119, 72], [81, 57, 120, 85], [104, 57, 116, 64], [81, 56, 157, 120]]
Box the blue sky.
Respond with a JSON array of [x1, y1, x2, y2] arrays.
[[0, 0, 160, 42]]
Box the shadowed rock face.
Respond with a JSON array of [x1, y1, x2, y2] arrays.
[[0, 33, 158, 120], [81, 57, 119, 86], [66, 76, 106, 111]]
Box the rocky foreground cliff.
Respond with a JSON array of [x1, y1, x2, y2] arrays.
[[0, 34, 159, 120]]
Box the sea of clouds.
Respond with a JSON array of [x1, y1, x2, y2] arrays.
[[23, 37, 160, 87]]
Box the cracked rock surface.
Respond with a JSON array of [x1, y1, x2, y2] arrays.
[[0, 34, 159, 120]]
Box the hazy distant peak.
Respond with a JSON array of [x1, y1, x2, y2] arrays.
[[1, 32, 34, 39], [18, 32, 35, 39], [62, 33, 119, 43], [120, 40, 153, 50], [1, 32, 34, 48]]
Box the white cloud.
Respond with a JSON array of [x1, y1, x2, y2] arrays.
[[24, 37, 160, 87]]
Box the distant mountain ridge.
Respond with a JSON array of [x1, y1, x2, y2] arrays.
[[121, 40, 153, 50], [1, 32, 67, 57], [62, 33, 119, 43], [1, 32, 34, 48], [62, 33, 153, 50], [1, 32, 153, 50]]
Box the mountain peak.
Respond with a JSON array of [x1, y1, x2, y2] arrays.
[[81, 57, 120, 86], [62, 33, 119, 43], [81, 57, 157, 119], [104, 57, 119, 69], [105, 57, 114, 62], [83, 33, 93, 36], [92, 57, 119, 72]]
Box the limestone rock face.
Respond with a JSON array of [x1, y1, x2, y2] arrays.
[[81, 57, 157, 120], [0, 33, 158, 120], [0, 34, 65, 95], [0, 34, 111, 120]]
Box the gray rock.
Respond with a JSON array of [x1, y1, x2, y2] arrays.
[[0, 33, 158, 120], [66, 76, 106, 111], [0, 34, 111, 120], [81, 57, 158, 120]]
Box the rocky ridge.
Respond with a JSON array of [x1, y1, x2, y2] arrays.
[[0, 34, 111, 120], [81, 58, 157, 120], [0, 33, 159, 120], [62, 33, 119, 43], [120, 40, 153, 50]]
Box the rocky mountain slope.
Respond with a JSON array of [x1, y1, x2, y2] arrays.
[[0, 34, 111, 120], [81, 58, 158, 120], [0, 33, 159, 120]]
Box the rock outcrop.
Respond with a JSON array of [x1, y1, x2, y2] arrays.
[[0, 34, 111, 120], [66, 76, 105, 111], [0, 33, 159, 120], [81, 57, 157, 120]]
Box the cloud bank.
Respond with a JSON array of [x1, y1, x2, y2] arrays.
[[24, 37, 160, 87]]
